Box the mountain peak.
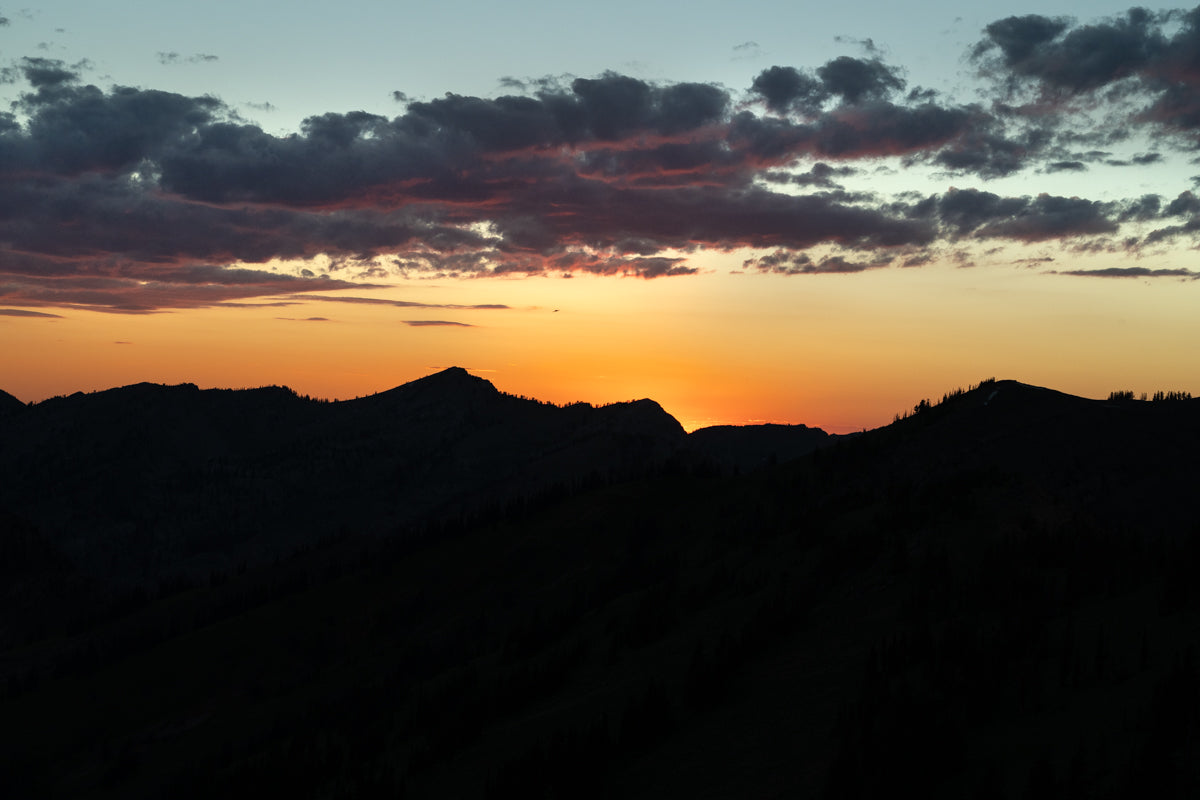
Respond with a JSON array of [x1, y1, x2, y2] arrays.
[[593, 397, 687, 438], [409, 366, 498, 393], [430, 365, 478, 381], [365, 366, 501, 408]]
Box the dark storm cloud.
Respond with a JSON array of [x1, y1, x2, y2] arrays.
[[1119, 194, 1162, 222], [508, 183, 935, 253], [1103, 151, 1162, 166], [729, 101, 977, 163], [151, 74, 731, 208], [578, 255, 697, 278], [933, 124, 1052, 178], [743, 250, 892, 274], [814, 102, 972, 158], [751, 56, 904, 112], [1141, 216, 1200, 246], [1165, 191, 1200, 216], [974, 15, 1069, 67], [762, 162, 858, 188], [974, 195, 1119, 241], [0, 307, 62, 317], [974, 11, 1159, 93], [750, 66, 828, 114], [745, 68, 1053, 179], [403, 73, 728, 150], [16, 57, 77, 88], [924, 188, 1120, 242], [926, 188, 1029, 235], [5, 61, 222, 175], [816, 57, 905, 104], [972, 7, 1200, 142], [1045, 160, 1086, 172], [2, 10, 1198, 313], [0, 172, 459, 267]]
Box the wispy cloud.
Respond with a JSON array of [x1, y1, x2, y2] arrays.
[[295, 295, 510, 310], [1051, 267, 1199, 280], [157, 52, 219, 65]]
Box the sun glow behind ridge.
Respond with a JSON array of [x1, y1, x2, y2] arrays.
[[6, 247, 1196, 434]]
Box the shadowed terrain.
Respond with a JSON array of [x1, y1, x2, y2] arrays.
[[0, 368, 690, 594], [688, 422, 834, 473], [1, 374, 1198, 798], [0, 388, 23, 418]]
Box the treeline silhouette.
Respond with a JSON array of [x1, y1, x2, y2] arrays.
[[893, 377, 996, 422], [1108, 389, 1193, 402]]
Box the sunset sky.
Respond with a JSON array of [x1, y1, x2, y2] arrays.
[[2, 2, 1199, 432]]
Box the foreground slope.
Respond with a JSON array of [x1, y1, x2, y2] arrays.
[[1, 378, 1198, 798]]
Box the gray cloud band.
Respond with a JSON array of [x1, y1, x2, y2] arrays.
[[2, 6, 1199, 311]]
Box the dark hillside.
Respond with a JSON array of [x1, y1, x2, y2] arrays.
[[0, 388, 23, 417], [844, 379, 1200, 534], [689, 422, 832, 473], [0, 368, 689, 595], [0, 375, 1197, 798]]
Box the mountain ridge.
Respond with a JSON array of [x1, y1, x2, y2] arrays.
[[0, 367, 697, 593], [7, 371, 1186, 434], [2, 370, 1199, 798], [5, 368, 1193, 598]]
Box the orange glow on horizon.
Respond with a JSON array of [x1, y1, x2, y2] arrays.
[[3, 260, 1199, 434]]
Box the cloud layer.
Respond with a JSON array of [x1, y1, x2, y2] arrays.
[[3, 5, 1200, 311]]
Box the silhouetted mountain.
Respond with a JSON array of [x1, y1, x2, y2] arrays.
[[2, 375, 1199, 798], [689, 422, 833, 473], [845, 379, 1200, 534], [0, 388, 23, 417], [0, 368, 690, 591]]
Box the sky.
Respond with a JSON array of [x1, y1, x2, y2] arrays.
[[2, 2, 1199, 432]]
